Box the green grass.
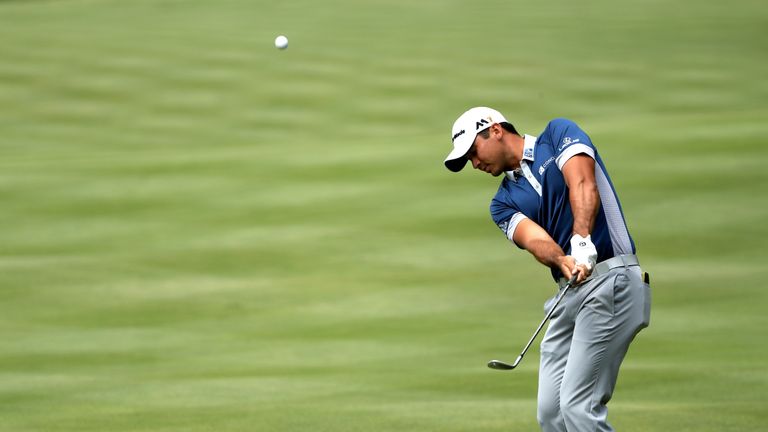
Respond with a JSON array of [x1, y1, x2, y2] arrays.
[[1, 0, 767, 430]]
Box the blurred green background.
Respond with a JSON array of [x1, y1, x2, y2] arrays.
[[1, 0, 766, 430]]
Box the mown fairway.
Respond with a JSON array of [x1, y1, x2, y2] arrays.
[[1, 0, 766, 430]]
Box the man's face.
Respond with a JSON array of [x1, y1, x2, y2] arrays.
[[466, 126, 506, 177]]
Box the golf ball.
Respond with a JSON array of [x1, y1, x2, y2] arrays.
[[275, 35, 288, 50]]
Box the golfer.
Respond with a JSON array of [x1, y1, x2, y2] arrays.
[[444, 107, 651, 431]]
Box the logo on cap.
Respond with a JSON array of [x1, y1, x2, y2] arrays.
[[475, 118, 490, 130], [452, 129, 465, 142]]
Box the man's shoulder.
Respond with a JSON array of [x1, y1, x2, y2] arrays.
[[492, 176, 519, 203], [494, 175, 513, 194], [492, 173, 538, 204], [540, 118, 594, 154], [542, 118, 580, 133], [536, 118, 578, 148]]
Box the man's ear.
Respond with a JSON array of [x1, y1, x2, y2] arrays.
[[491, 123, 504, 139]]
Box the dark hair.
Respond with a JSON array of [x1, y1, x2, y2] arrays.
[[478, 122, 519, 138]]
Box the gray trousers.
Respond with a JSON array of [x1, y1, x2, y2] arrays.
[[537, 264, 651, 432]]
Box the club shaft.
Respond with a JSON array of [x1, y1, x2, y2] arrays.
[[516, 275, 577, 360], [488, 275, 579, 371]]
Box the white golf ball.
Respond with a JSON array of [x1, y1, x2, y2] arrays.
[[275, 35, 288, 50]]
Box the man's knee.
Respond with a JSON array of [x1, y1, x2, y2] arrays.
[[560, 395, 602, 431], [537, 397, 562, 431], [560, 397, 582, 426]]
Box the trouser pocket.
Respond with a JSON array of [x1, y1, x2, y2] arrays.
[[641, 281, 651, 328]]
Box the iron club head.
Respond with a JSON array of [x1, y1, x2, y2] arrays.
[[487, 355, 523, 370], [486, 275, 578, 372]]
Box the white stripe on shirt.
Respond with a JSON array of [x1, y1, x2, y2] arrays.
[[556, 143, 595, 170], [595, 165, 633, 254], [506, 212, 529, 242]]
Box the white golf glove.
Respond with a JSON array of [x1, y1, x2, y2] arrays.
[[569, 234, 597, 271]]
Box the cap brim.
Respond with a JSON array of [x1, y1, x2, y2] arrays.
[[444, 156, 468, 172], [444, 134, 474, 172]]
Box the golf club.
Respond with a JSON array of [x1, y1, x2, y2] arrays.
[[488, 273, 579, 370]]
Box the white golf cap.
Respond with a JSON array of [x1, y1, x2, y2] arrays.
[[444, 107, 509, 172]]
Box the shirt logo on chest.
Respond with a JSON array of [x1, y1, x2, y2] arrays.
[[538, 156, 555, 176]]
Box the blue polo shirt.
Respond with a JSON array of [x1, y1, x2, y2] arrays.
[[490, 118, 635, 281]]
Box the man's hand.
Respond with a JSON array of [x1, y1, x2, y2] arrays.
[[556, 255, 591, 284], [570, 234, 597, 270], [512, 219, 592, 284]]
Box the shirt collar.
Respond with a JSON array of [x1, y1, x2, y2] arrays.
[[522, 134, 537, 162], [505, 135, 537, 182]]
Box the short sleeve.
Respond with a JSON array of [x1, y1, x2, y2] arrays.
[[491, 194, 528, 245], [549, 119, 597, 170]]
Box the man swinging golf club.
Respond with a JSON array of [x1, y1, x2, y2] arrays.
[[444, 107, 651, 431]]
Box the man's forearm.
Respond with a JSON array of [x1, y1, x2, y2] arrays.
[[525, 238, 567, 270], [564, 156, 600, 236], [513, 217, 582, 280], [569, 176, 599, 236]]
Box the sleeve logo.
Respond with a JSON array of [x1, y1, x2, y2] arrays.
[[497, 220, 509, 234], [558, 136, 580, 151]]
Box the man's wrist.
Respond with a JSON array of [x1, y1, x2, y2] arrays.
[[569, 234, 597, 269]]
